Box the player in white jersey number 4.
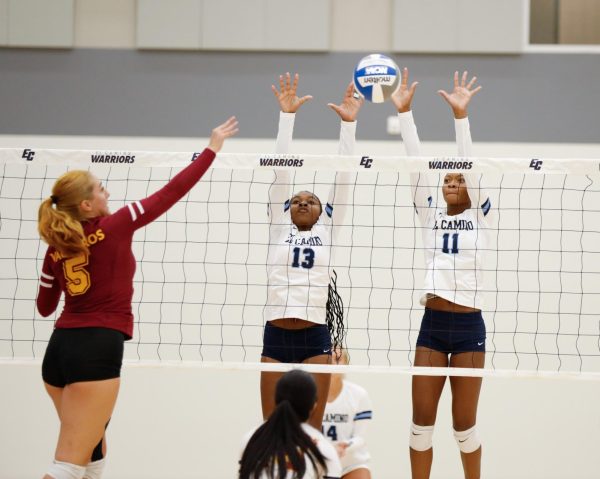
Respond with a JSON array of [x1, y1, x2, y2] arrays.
[[323, 349, 373, 479]]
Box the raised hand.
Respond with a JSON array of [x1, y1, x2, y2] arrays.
[[207, 116, 239, 153], [271, 72, 313, 113], [327, 81, 364, 122], [438, 71, 482, 119], [390, 67, 419, 113]]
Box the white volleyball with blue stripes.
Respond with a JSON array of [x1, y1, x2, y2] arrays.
[[353, 54, 400, 103]]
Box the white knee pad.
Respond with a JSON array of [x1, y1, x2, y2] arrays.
[[83, 458, 106, 479], [46, 460, 86, 479], [409, 423, 434, 451], [454, 425, 481, 453]]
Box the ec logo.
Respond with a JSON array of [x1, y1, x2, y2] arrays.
[[360, 156, 373, 168], [191, 152, 201, 162], [22, 149, 35, 161], [529, 159, 543, 170]]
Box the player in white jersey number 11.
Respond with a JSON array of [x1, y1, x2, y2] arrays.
[[394, 68, 489, 479]]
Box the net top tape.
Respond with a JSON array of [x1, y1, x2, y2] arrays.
[[3, 148, 600, 175]]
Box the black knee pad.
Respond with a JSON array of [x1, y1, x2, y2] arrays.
[[91, 420, 111, 461]]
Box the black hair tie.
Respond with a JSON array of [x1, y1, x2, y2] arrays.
[[50, 195, 58, 205]]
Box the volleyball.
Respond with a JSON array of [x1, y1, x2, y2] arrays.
[[353, 53, 400, 103]]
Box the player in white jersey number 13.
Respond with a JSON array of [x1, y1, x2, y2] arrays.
[[393, 69, 489, 479], [260, 73, 361, 429]]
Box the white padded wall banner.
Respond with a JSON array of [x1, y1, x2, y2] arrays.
[[0, 0, 8, 45], [202, 0, 265, 50], [457, 0, 524, 53], [75, 0, 136, 49], [265, 0, 330, 51], [136, 0, 202, 50], [393, 0, 525, 53], [393, 0, 458, 53], [8, 0, 74, 48], [331, 0, 391, 52]]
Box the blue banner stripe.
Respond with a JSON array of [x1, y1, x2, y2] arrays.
[[325, 203, 333, 218], [481, 198, 491, 216], [354, 410, 373, 420]]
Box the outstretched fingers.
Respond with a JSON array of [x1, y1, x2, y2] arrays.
[[344, 81, 355, 98], [208, 116, 238, 153], [221, 116, 239, 136]]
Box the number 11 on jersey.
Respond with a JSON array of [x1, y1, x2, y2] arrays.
[[442, 233, 459, 254]]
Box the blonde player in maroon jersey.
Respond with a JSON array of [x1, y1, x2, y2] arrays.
[[36, 117, 238, 479]]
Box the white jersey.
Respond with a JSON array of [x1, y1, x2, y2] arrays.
[[323, 380, 372, 473], [241, 422, 342, 479], [398, 111, 493, 310], [264, 112, 354, 324]]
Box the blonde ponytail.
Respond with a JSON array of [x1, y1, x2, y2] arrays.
[[38, 170, 95, 257]]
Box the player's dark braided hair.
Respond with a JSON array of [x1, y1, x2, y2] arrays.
[[326, 270, 345, 360]]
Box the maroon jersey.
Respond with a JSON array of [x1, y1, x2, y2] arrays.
[[36, 148, 216, 339]]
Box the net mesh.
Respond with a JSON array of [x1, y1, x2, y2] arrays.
[[1, 148, 600, 377]]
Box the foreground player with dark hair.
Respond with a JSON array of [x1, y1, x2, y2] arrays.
[[36, 117, 238, 479], [260, 73, 361, 429], [392, 69, 488, 479], [240, 369, 342, 479]]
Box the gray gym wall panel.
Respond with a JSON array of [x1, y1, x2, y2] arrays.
[[136, 0, 202, 49], [2, 49, 600, 144], [202, 0, 265, 50], [8, 0, 74, 48], [457, 0, 524, 53], [0, 0, 8, 46], [264, 0, 330, 51], [393, 0, 459, 52]]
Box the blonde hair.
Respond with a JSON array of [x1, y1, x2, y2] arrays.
[[38, 170, 95, 257]]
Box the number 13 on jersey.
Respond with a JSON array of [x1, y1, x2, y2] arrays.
[[291, 247, 315, 269]]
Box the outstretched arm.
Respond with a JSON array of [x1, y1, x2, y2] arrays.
[[272, 72, 312, 154], [391, 67, 421, 156], [327, 81, 364, 156], [438, 70, 481, 156], [324, 82, 364, 232], [439, 71, 491, 219], [106, 117, 238, 232], [270, 73, 313, 221], [390, 68, 434, 215]]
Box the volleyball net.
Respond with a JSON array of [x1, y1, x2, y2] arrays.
[[1, 148, 599, 379]]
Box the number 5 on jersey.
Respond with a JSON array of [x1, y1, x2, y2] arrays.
[[63, 252, 91, 295], [291, 247, 315, 269]]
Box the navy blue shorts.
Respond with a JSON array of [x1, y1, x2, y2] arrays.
[[42, 327, 125, 387], [262, 322, 332, 363], [416, 308, 486, 354]]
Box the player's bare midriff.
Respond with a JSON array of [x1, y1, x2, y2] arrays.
[[425, 295, 480, 313]]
